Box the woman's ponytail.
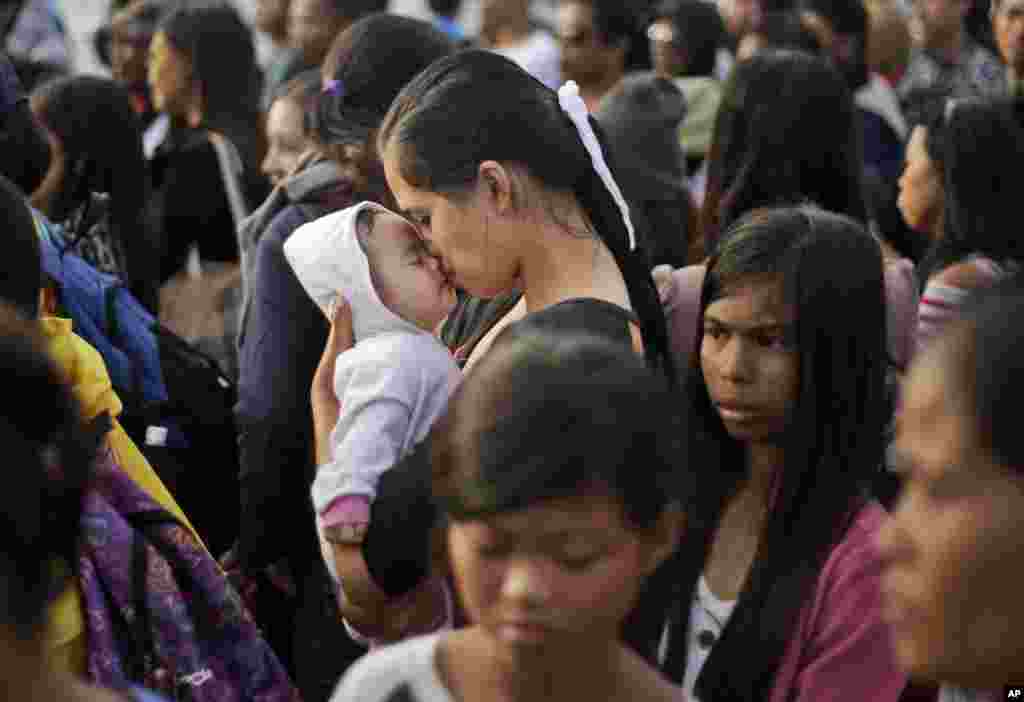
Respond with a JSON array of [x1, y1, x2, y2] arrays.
[[556, 80, 676, 383]]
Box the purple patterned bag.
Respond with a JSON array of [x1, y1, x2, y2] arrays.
[[78, 448, 302, 702]]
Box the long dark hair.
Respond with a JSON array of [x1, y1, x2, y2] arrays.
[[662, 205, 887, 698], [314, 13, 456, 207], [699, 50, 866, 256], [32, 75, 156, 307], [919, 97, 1024, 283], [378, 49, 675, 381], [159, 2, 264, 170]]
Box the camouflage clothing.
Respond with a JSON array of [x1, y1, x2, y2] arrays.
[[899, 38, 1007, 112]]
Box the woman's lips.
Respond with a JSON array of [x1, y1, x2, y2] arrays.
[[715, 401, 761, 422]]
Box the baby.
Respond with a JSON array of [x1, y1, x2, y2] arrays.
[[284, 201, 460, 558]]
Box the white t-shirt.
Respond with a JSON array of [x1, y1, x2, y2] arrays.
[[331, 633, 453, 702], [492, 30, 561, 90], [681, 576, 738, 701]]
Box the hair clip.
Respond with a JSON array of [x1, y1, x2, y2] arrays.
[[323, 79, 345, 97]]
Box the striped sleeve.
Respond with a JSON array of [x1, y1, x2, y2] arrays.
[[916, 281, 970, 353]]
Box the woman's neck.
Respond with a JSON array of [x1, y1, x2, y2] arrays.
[[745, 441, 783, 502], [517, 209, 631, 314]]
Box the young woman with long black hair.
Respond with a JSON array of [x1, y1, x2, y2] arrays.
[[312, 49, 675, 644]]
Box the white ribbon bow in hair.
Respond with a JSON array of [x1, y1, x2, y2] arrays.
[[557, 80, 637, 251]]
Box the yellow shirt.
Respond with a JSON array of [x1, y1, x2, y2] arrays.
[[39, 317, 203, 676]]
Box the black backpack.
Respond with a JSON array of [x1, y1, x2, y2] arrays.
[[118, 327, 241, 558]]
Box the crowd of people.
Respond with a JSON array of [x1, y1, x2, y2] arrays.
[[1, 0, 1024, 700]]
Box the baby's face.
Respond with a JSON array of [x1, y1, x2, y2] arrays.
[[360, 207, 457, 331]]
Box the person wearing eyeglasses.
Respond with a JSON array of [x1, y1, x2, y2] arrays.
[[648, 0, 727, 182], [992, 0, 1024, 94], [556, 0, 650, 111]]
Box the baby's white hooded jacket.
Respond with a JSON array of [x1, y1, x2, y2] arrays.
[[284, 202, 461, 521]]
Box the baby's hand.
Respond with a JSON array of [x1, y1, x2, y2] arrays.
[[322, 495, 371, 545]]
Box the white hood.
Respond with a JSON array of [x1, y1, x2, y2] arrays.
[[284, 201, 424, 341]]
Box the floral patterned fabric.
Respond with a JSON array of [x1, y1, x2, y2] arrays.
[[78, 447, 301, 702]]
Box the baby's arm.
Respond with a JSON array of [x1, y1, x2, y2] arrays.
[[312, 351, 413, 547]]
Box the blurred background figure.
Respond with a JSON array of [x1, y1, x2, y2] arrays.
[[0, 48, 51, 197], [867, 0, 913, 84], [29, 74, 159, 313], [6, 0, 71, 75], [595, 72, 695, 270], [898, 0, 1004, 114], [879, 280, 1024, 702], [557, 0, 650, 110], [261, 69, 318, 188], [287, 0, 388, 79], [428, 0, 465, 40], [648, 0, 726, 182], [736, 9, 826, 60], [106, 1, 164, 132], [480, 0, 561, 88], [992, 0, 1024, 94], [254, 0, 306, 108]]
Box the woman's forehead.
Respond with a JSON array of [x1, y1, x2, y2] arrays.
[[706, 276, 791, 322]]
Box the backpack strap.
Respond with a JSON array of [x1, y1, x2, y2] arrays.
[[208, 132, 250, 229]]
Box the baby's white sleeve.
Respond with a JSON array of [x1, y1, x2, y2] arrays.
[[312, 356, 413, 513]]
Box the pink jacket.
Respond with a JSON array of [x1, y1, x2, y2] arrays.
[[768, 504, 906, 702], [659, 258, 919, 383]]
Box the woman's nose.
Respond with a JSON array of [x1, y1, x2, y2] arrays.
[[501, 559, 552, 608], [719, 337, 754, 383]]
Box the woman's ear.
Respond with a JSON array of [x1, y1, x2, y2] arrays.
[[643, 502, 685, 577], [478, 160, 515, 215]]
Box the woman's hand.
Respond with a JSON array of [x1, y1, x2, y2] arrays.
[[312, 299, 354, 466]]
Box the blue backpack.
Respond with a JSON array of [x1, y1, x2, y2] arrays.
[[34, 210, 241, 557], [34, 210, 168, 407]]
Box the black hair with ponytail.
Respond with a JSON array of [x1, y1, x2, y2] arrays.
[[378, 49, 674, 381]]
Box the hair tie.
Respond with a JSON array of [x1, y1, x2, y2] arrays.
[[557, 80, 636, 250], [323, 79, 345, 97]]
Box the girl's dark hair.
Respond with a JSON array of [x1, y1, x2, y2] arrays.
[[663, 205, 887, 696], [700, 50, 866, 255], [32, 75, 156, 304], [955, 278, 1024, 475], [749, 10, 825, 54], [379, 49, 675, 381], [0, 305, 93, 638], [0, 173, 41, 320], [653, 0, 726, 77], [919, 98, 1024, 281], [315, 13, 457, 206], [159, 2, 264, 168], [431, 326, 688, 527]]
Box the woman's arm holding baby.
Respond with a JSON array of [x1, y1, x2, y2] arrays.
[[311, 302, 447, 639]]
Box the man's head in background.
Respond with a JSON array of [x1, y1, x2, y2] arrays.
[[288, 0, 388, 67]]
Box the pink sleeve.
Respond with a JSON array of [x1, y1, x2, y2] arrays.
[[771, 506, 907, 702], [883, 258, 919, 371], [660, 264, 707, 383]]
